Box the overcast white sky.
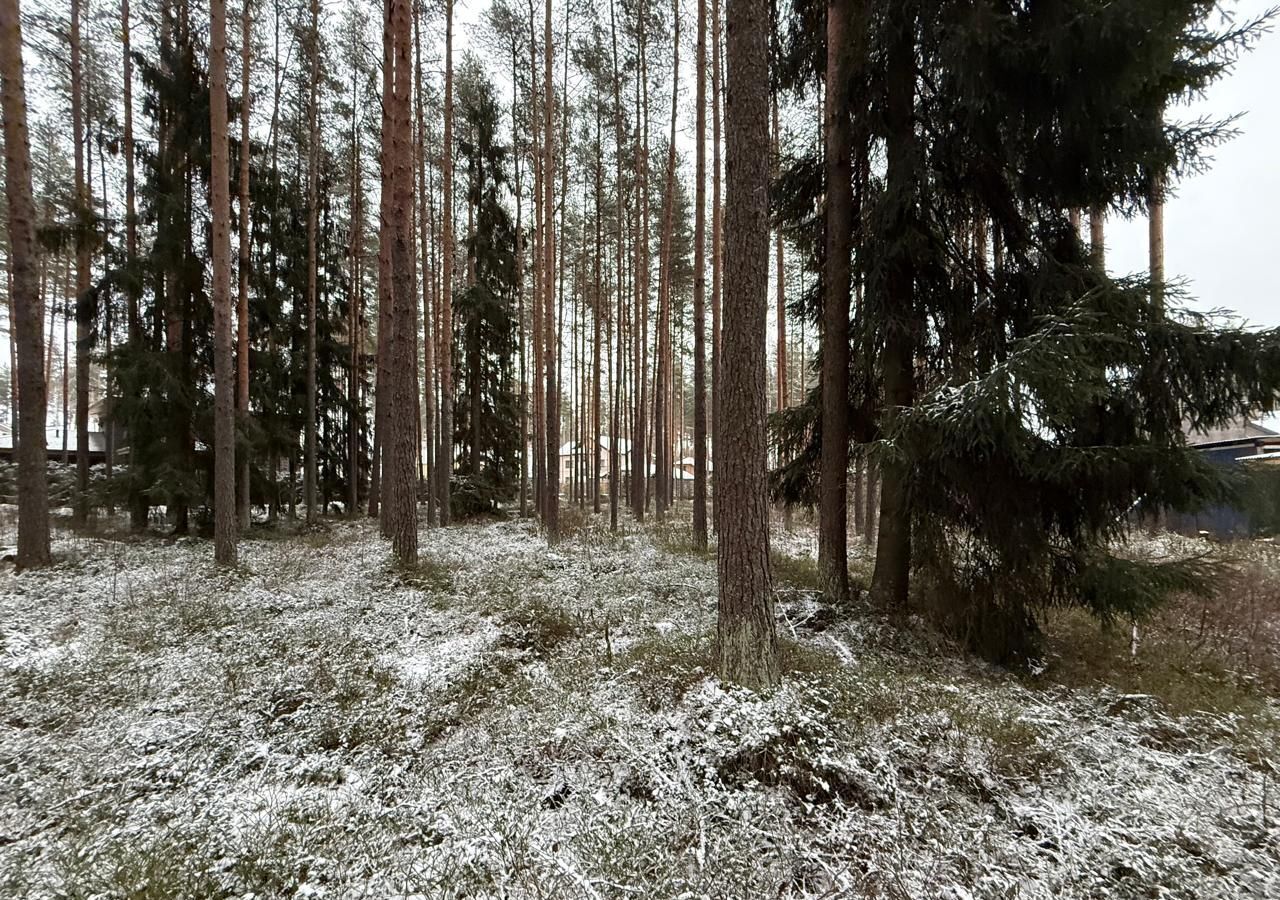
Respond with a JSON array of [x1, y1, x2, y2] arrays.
[[1108, 0, 1279, 328]]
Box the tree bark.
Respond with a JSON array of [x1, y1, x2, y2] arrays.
[[1089, 203, 1105, 269], [1, 0, 51, 568], [717, 0, 778, 690], [71, 0, 91, 526], [414, 0, 436, 525], [237, 0, 253, 528], [439, 0, 455, 524], [710, 0, 722, 532], [210, 0, 237, 564], [870, 5, 915, 608], [653, 0, 680, 521], [542, 0, 559, 540], [303, 0, 319, 524], [386, 0, 418, 563], [692, 0, 709, 549], [818, 0, 853, 602]]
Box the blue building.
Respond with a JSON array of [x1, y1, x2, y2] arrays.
[[1168, 420, 1280, 539]]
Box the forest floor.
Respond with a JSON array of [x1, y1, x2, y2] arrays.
[[1, 509, 1278, 899]]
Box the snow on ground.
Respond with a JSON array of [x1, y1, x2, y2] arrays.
[[1, 514, 1277, 898]]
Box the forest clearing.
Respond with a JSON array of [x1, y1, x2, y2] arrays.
[[2, 510, 1278, 898]]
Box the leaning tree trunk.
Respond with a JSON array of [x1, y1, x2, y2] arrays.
[[210, 0, 237, 565], [717, 0, 779, 690], [818, 0, 853, 603], [1, 0, 51, 568]]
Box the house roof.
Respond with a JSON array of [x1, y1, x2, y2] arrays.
[[1185, 419, 1280, 448], [558, 436, 633, 456]]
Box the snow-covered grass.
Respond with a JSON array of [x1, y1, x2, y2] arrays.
[[1, 512, 1277, 898]]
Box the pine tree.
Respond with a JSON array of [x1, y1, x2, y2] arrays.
[[717, 0, 778, 689], [237, 0, 253, 528], [690, 0, 708, 550], [70, 0, 92, 527], [1, 0, 51, 569], [211, 0, 237, 564], [439, 0, 456, 525], [818, 0, 854, 603]]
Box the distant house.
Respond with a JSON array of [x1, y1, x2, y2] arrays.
[[1168, 419, 1280, 538], [557, 437, 632, 491], [554, 438, 710, 498], [0, 400, 112, 463]]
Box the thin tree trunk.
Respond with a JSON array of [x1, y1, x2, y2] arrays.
[[414, 0, 436, 525], [630, 8, 650, 522], [237, 0, 253, 528], [71, 0, 91, 526], [542, 0, 559, 540], [2, 0, 51, 567], [710, 0, 722, 531], [692, 0, 708, 549], [303, 0, 319, 524], [654, 0, 680, 521], [592, 98, 603, 515], [371, 0, 393, 523], [608, 0, 625, 532], [1089, 203, 1105, 269], [870, 5, 916, 608], [438, 0, 455, 524], [211, 0, 237, 564], [818, 0, 853, 602], [717, 0, 778, 689]]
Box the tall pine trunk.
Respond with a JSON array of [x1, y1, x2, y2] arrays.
[[692, 0, 708, 549], [414, 0, 436, 525], [237, 0, 253, 528], [1, 0, 51, 568], [210, 0, 237, 564], [303, 0, 319, 523], [385, 0, 418, 563], [818, 0, 853, 602], [717, 0, 778, 689], [710, 0, 722, 531], [542, 0, 559, 540], [71, 0, 91, 526], [439, 0, 455, 524], [870, 5, 916, 608]]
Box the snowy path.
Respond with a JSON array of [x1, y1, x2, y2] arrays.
[[1, 518, 1277, 898]]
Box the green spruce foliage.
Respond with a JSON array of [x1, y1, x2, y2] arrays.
[[772, 0, 1280, 662]]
